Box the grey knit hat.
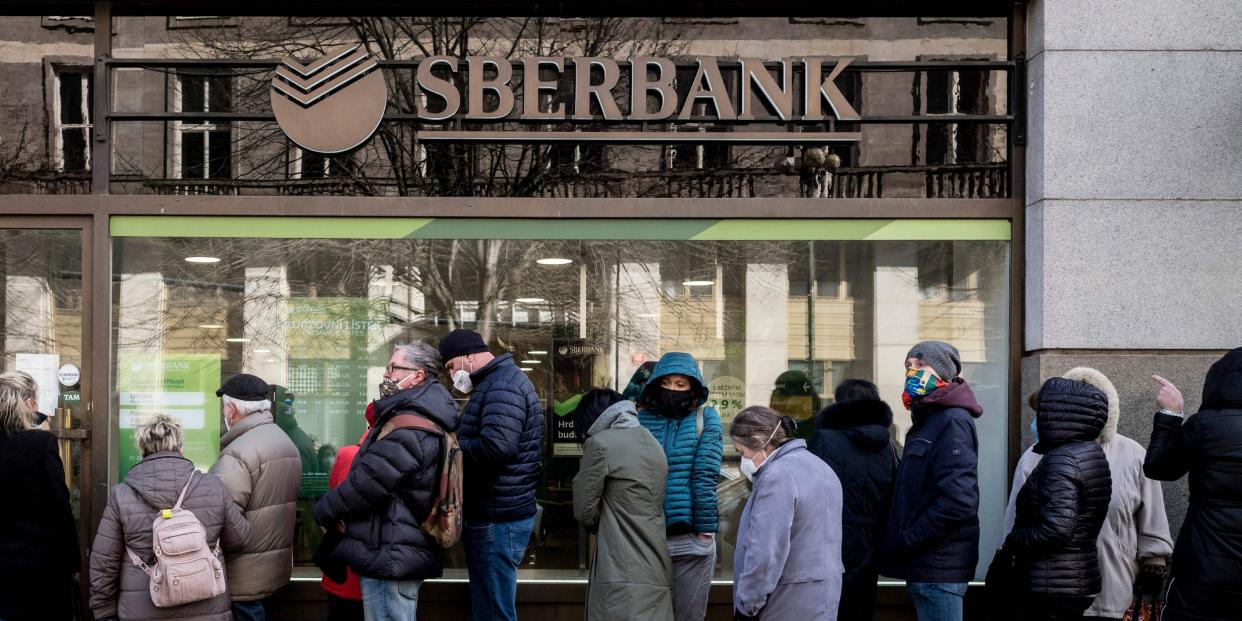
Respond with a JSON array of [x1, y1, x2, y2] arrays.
[[906, 341, 962, 380]]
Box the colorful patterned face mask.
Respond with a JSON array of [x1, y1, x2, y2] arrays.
[[901, 367, 949, 409]]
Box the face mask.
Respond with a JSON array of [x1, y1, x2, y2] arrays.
[[379, 370, 419, 398], [740, 456, 759, 482], [901, 368, 948, 410], [652, 385, 696, 412], [739, 424, 782, 482], [452, 369, 473, 394], [1029, 417, 1040, 444]]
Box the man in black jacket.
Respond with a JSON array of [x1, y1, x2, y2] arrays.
[[1144, 348, 1242, 621], [314, 342, 459, 621], [439, 329, 544, 621], [881, 341, 982, 621]]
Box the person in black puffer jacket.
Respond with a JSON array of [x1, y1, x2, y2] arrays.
[[314, 343, 460, 618], [1144, 348, 1242, 621], [438, 329, 544, 621], [807, 379, 896, 621], [1004, 377, 1112, 620]]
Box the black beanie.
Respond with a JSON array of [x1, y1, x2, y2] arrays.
[[438, 329, 489, 361]]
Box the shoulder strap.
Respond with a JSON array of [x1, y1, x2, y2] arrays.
[[379, 413, 446, 439], [173, 470, 197, 511], [695, 407, 704, 439]]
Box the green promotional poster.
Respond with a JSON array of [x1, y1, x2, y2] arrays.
[[117, 353, 221, 480], [283, 297, 385, 478]]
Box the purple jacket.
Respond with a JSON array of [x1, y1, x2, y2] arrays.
[[734, 439, 844, 620]]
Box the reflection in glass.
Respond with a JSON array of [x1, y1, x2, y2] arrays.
[[112, 234, 1008, 578]]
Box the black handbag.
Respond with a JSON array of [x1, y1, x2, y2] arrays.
[[313, 528, 349, 584], [984, 547, 1020, 616]]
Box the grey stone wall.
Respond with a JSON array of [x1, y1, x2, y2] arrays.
[[1025, 0, 1242, 545]]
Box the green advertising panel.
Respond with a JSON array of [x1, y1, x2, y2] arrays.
[[283, 297, 385, 482], [117, 353, 221, 479]]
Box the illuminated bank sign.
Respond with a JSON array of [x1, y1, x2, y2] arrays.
[[272, 48, 861, 153]]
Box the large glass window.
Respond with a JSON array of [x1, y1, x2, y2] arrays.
[[110, 217, 1010, 579]]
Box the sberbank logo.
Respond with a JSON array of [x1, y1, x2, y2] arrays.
[[270, 45, 387, 154]]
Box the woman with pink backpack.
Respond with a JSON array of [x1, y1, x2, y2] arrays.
[[88, 413, 250, 621]]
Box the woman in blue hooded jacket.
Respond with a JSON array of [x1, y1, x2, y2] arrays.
[[637, 352, 724, 621]]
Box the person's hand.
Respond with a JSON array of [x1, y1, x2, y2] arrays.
[[1153, 375, 1185, 413], [1136, 560, 1168, 597], [336, 521, 347, 534], [734, 609, 760, 621], [696, 533, 713, 544]]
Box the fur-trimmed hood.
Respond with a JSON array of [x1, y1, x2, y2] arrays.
[[1061, 366, 1119, 444]]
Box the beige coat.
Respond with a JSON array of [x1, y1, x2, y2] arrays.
[[209, 411, 302, 601], [1002, 367, 1173, 618]]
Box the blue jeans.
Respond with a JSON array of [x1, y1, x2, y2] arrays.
[[231, 600, 267, 621], [360, 576, 422, 621], [463, 515, 535, 621], [907, 582, 967, 621]]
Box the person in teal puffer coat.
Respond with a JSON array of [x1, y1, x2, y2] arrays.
[[637, 352, 724, 621]]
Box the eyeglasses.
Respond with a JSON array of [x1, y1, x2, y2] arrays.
[[386, 364, 419, 374]]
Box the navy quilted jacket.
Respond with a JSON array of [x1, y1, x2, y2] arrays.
[[637, 352, 724, 535], [881, 378, 983, 583], [458, 353, 544, 522]]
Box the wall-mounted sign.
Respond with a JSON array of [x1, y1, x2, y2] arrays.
[[269, 47, 862, 149], [271, 45, 388, 154]]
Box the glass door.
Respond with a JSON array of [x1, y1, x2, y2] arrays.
[[0, 217, 93, 565]]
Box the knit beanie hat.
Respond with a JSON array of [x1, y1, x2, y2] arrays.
[[905, 340, 962, 380], [438, 329, 489, 362]]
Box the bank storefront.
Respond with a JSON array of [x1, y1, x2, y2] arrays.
[[1, 2, 1021, 617]]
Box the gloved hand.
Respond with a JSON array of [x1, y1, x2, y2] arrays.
[[1136, 560, 1168, 598], [734, 609, 760, 621]]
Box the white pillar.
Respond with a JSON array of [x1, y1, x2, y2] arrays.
[[873, 247, 921, 438], [744, 264, 789, 408], [615, 262, 661, 390], [4, 275, 54, 359], [243, 266, 289, 386]]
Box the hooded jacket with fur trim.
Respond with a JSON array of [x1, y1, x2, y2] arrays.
[[1002, 367, 1173, 618], [808, 399, 896, 621], [1006, 377, 1112, 597]]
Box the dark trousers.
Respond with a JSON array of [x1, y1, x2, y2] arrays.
[[327, 593, 365, 621], [837, 565, 880, 621], [1018, 595, 1093, 621]]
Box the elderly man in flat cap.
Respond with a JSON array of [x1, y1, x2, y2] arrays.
[[210, 373, 301, 621]]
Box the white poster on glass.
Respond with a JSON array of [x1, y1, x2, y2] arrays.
[[15, 353, 60, 416]]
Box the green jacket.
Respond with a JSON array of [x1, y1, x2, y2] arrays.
[[573, 400, 674, 621]]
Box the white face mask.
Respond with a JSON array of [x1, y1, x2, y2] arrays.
[[452, 369, 473, 394], [739, 424, 782, 482], [740, 455, 759, 481]]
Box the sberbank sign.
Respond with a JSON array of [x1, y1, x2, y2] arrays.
[[271, 46, 862, 153], [406, 56, 861, 123]]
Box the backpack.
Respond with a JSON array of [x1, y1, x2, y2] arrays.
[[378, 413, 464, 548], [126, 471, 226, 608]]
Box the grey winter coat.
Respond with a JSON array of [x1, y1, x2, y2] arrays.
[[734, 439, 844, 620], [208, 411, 302, 601], [573, 401, 674, 621], [88, 453, 250, 621]]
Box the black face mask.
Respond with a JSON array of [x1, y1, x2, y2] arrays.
[[652, 385, 696, 413]]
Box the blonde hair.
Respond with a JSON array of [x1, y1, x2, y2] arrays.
[[0, 371, 37, 402], [135, 413, 184, 457], [0, 375, 35, 434]]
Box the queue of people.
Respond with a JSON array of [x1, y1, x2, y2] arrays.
[[3, 336, 1240, 620]]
